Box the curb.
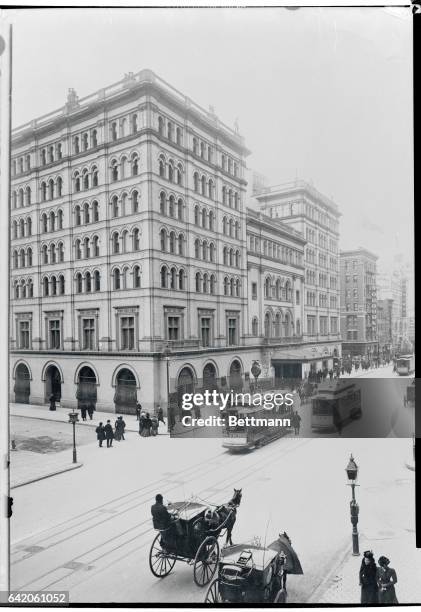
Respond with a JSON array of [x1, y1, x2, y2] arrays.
[[11, 462, 83, 489], [11, 413, 140, 433], [306, 539, 353, 603]]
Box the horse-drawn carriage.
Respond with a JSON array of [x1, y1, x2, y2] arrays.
[[204, 532, 303, 604], [149, 489, 242, 586]]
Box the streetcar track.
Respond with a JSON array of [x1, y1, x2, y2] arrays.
[[12, 438, 311, 592]]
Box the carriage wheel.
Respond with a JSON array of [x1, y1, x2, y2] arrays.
[[273, 588, 287, 604], [149, 532, 176, 578], [204, 579, 223, 603], [193, 536, 219, 587]]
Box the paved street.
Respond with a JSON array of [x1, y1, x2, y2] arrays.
[[9, 408, 418, 604]]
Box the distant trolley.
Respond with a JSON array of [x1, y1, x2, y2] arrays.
[[311, 380, 361, 431], [396, 355, 415, 376], [221, 391, 296, 452]]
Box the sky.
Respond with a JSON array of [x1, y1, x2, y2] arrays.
[[5, 6, 414, 269]]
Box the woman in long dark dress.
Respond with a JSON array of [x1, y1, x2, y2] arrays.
[[377, 556, 398, 604], [359, 551, 378, 604]]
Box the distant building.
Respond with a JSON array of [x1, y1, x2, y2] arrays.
[[340, 248, 378, 360], [377, 263, 411, 353], [377, 298, 393, 360]]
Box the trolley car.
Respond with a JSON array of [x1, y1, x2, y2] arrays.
[[149, 492, 241, 587], [396, 355, 415, 376], [311, 380, 361, 431], [222, 391, 296, 452]]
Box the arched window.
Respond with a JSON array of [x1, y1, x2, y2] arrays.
[[201, 208, 207, 228], [82, 169, 89, 190], [74, 136, 80, 154], [26, 186, 31, 206], [223, 277, 229, 296], [41, 149, 46, 165], [176, 127, 182, 145], [229, 248, 234, 267], [111, 122, 117, 141], [82, 133, 89, 151], [74, 173, 80, 193], [13, 250, 18, 268], [94, 270, 101, 291], [14, 281, 19, 299], [41, 213, 48, 233], [59, 275, 65, 295], [49, 211, 55, 232], [50, 243, 56, 264], [229, 218, 234, 237], [193, 137, 198, 155], [222, 186, 227, 205], [133, 265, 141, 288], [167, 122, 173, 140], [223, 247, 228, 266], [43, 277, 49, 296], [178, 234, 184, 255], [228, 190, 233, 208], [194, 239, 200, 259], [235, 221, 240, 239], [76, 273, 83, 293], [28, 279, 33, 297], [85, 271, 92, 292], [75, 239, 82, 259], [202, 240, 208, 261], [210, 274, 216, 294], [252, 317, 258, 336], [194, 205, 199, 225], [222, 216, 227, 234], [92, 166, 98, 187], [25, 154, 31, 170], [92, 201, 99, 222], [120, 118, 127, 138], [19, 218, 25, 237], [83, 202, 90, 224], [160, 191, 166, 215], [264, 312, 271, 337], [235, 250, 240, 267], [42, 244, 48, 264], [12, 220, 17, 239], [195, 272, 201, 292], [201, 175, 206, 195], [234, 192, 239, 210], [58, 242, 64, 262], [159, 156, 165, 177], [112, 232, 120, 254], [168, 161, 174, 182], [193, 172, 199, 192], [264, 277, 271, 298], [75, 205, 81, 226], [177, 198, 183, 220], [160, 266, 167, 288], [132, 190, 139, 213], [170, 267, 176, 289], [111, 160, 118, 182], [27, 247, 33, 267], [160, 229, 167, 252], [93, 235, 99, 257], [12, 191, 17, 208], [41, 182, 47, 201], [132, 114, 138, 134], [168, 195, 175, 217], [51, 276, 57, 296], [208, 179, 214, 200], [19, 189, 24, 207], [84, 236, 90, 258], [209, 211, 214, 231], [176, 163, 183, 186], [92, 129, 98, 147], [113, 268, 121, 290], [19, 248, 25, 267], [121, 230, 128, 253], [179, 268, 185, 290], [200, 142, 205, 158], [132, 154, 139, 176], [57, 177, 63, 197], [169, 231, 176, 254], [209, 243, 215, 262], [133, 228, 140, 251], [57, 143, 62, 159], [111, 195, 119, 218], [158, 116, 164, 136]]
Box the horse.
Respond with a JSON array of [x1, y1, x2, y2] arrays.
[[216, 488, 242, 546]]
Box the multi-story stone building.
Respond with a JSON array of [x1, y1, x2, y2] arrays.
[[250, 180, 342, 375], [10, 70, 340, 413], [340, 248, 378, 360], [377, 298, 393, 361]]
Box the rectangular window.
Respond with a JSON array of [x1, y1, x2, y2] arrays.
[[19, 320, 30, 349], [319, 316, 328, 335], [228, 317, 237, 346], [307, 315, 316, 335], [354, 303, 358, 311], [167, 316, 180, 341], [200, 317, 211, 347], [330, 317, 338, 334], [49, 319, 61, 349], [121, 316, 135, 350], [251, 282, 257, 300], [82, 318, 95, 350]]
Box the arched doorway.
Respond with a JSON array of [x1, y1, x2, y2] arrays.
[[14, 363, 30, 404], [177, 367, 195, 397], [114, 368, 137, 414], [229, 360, 243, 392], [203, 363, 217, 392], [76, 366, 97, 415], [45, 364, 62, 402]]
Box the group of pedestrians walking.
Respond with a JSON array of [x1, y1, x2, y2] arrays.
[[95, 416, 126, 448], [136, 402, 165, 437], [359, 551, 398, 604]]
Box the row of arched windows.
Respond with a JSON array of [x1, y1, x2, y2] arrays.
[[160, 228, 185, 255], [13, 155, 31, 176], [110, 190, 140, 218], [75, 236, 100, 260], [13, 278, 34, 299], [158, 154, 183, 185], [12, 187, 31, 208], [41, 242, 65, 265], [221, 154, 239, 178], [264, 277, 293, 301], [194, 238, 216, 262], [195, 272, 217, 294], [74, 130, 98, 154], [41, 210, 63, 233], [160, 265, 186, 290], [222, 246, 241, 268], [222, 216, 240, 239], [111, 228, 141, 254], [75, 270, 101, 293], [263, 311, 296, 338], [160, 191, 184, 220], [110, 114, 139, 142], [111, 265, 141, 290], [157, 116, 183, 145], [223, 276, 241, 297], [192, 137, 213, 163], [12, 217, 32, 239], [110, 153, 139, 182], [40, 143, 63, 165], [12, 247, 33, 269], [222, 185, 240, 209], [194, 205, 215, 230], [75, 201, 99, 225], [193, 171, 214, 199], [40, 177, 63, 202], [73, 166, 99, 192], [42, 275, 65, 297]]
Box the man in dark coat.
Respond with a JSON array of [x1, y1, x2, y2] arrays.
[[104, 420, 114, 447], [293, 411, 301, 435], [95, 422, 105, 448], [359, 551, 378, 604], [157, 405, 165, 426], [49, 394, 56, 411], [136, 402, 142, 421], [151, 494, 177, 547], [115, 416, 126, 441]]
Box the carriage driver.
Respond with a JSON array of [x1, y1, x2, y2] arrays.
[[151, 494, 182, 545]]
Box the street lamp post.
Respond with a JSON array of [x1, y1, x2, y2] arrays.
[[68, 411, 79, 464], [162, 345, 171, 433], [346, 454, 360, 556]]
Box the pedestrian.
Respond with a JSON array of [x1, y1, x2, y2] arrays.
[[80, 405, 87, 421], [157, 405, 165, 426], [104, 420, 114, 447], [329, 369, 333, 380], [359, 551, 378, 604], [49, 394, 56, 411], [377, 556, 398, 603], [151, 416, 159, 436], [136, 401, 142, 421], [87, 403, 95, 420], [96, 422, 105, 448], [293, 411, 301, 435], [115, 415, 126, 441], [139, 412, 146, 436], [142, 412, 152, 437]]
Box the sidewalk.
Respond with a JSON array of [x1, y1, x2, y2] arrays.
[[10, 450, 82, 489]]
